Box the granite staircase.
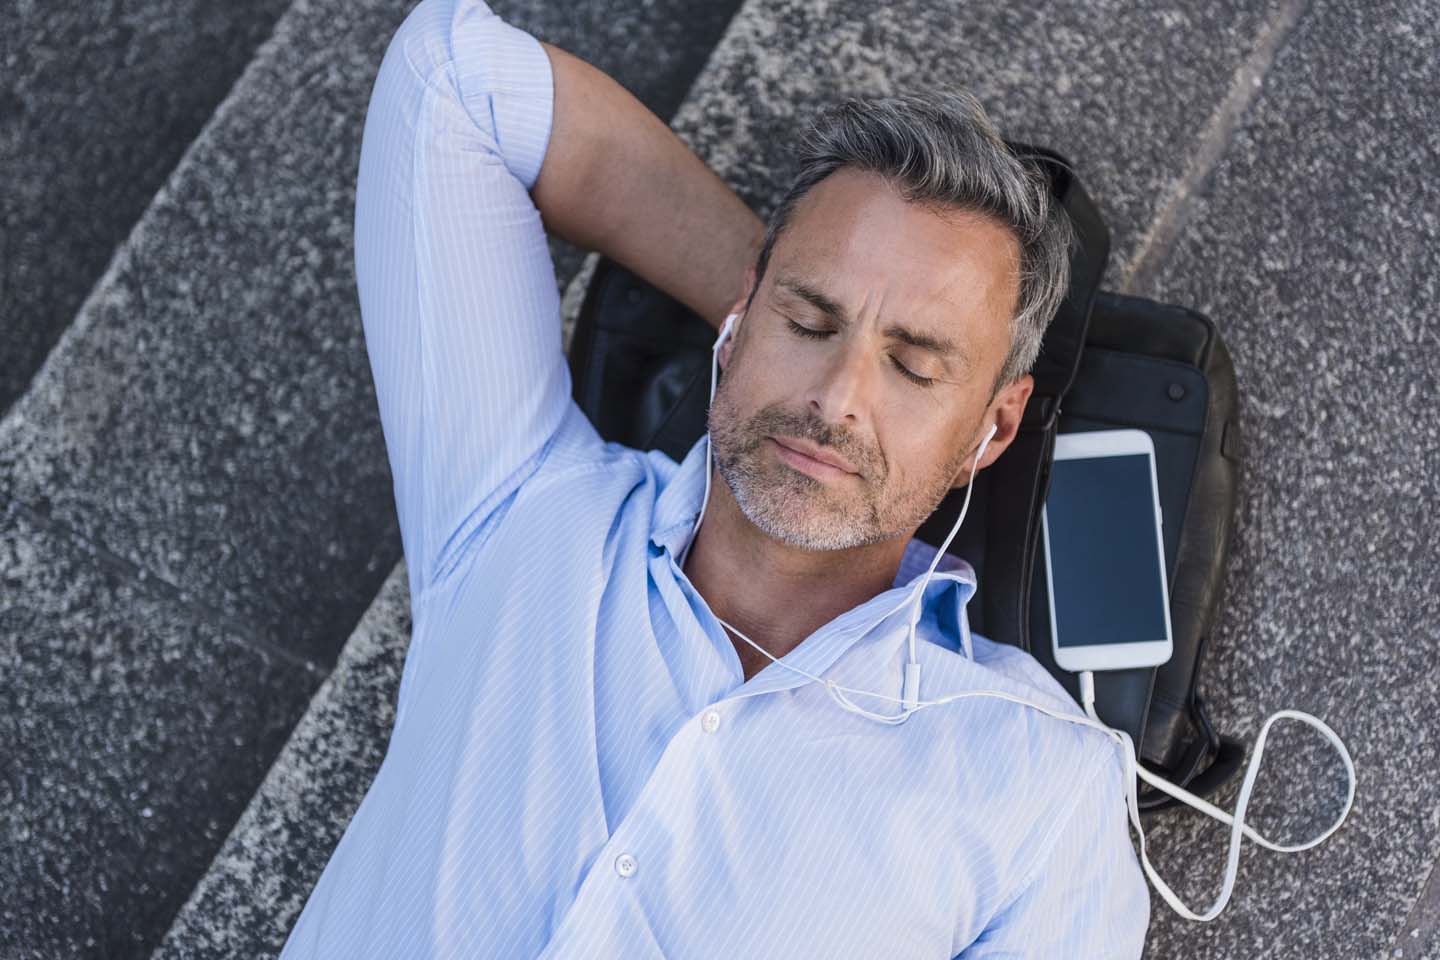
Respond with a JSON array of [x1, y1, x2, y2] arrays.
[[3, 0, 1438, 957]]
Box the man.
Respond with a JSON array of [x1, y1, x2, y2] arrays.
[[282, 0, 1150, 955]]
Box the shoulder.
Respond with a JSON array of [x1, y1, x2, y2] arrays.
[[910, 628, 1110, 790], [936, 632, 1114, 814], [962, 636, 1130, 860], [968, 630, 1087, 720]]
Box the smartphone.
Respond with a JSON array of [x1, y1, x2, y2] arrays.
[[1041, 428, 1174, 672]]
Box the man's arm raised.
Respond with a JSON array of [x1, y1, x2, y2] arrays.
[[356, 0, 762, 605], [531, 41, 765, 331]]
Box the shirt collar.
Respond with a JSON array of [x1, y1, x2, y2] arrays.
[[649, 433, 980, 664], [648, 432, 712, 558]]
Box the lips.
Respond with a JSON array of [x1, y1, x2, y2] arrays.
[[770, 435, 858, 474]]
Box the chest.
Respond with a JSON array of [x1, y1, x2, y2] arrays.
[[541, 687, 1006, 958], [402, 494, 1033, 956]]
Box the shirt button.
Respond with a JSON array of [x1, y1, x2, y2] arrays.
[[701, 709, 721, 733], [615, 853, 638, 878]]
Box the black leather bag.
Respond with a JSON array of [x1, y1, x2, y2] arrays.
[[1038, 290, 1247, 810], [566, 149, 1244, 811]]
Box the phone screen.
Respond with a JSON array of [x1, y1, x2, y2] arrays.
[[1045, 453, 1168, 648]]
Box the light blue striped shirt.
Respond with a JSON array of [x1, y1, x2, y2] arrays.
[[282, 0, 1151, 955]]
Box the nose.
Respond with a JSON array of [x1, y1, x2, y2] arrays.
[[805, 337, 873, 426]]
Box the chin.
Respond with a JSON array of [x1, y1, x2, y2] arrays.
[[740, 489, 884, 551]]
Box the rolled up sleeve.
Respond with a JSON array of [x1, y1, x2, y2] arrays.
[[354, 0, 567, 604]]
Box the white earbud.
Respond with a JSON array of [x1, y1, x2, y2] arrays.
[[716, 312, 738, 355]]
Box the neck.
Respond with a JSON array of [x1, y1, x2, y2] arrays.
[[681, 460, 909, 681]]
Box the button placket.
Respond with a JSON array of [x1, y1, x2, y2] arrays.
[[543, 703, 749, 955]]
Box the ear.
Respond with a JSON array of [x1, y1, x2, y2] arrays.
[[950, 373, 1034, 489], [717, 262, 757, 372]]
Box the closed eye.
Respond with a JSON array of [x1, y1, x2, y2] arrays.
[[784, 318, 936, 388], [889, 355, 935, 387], [785, 318, 830, 341]]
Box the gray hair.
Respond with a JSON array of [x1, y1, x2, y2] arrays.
[[745, 89, 1075, 401]]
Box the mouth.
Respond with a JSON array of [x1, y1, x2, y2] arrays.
[[768, 435, 859, 482]]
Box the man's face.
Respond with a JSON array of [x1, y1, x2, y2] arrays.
[[707, 167, 1024, 551]]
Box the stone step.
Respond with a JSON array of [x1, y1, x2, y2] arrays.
[[3, 0, 293, 416], [1, 498, 320, 958], [0, 0, 743, 955], [1123, 0, 1440, 955], [153, 562, 416, 958]]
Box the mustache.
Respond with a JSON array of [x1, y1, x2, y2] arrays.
[[739, 406, 877, 479]]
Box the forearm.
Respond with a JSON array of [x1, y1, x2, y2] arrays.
[[532, 41, 764, 330]]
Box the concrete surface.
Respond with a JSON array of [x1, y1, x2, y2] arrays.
[[1133, 0, 1440, 955], [666, 0, 1284, 284], [2, 0, 293, 416], [0, 498, 317, 957], [153, 563, 413, 959]]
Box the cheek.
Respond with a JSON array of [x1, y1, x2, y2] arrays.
[[729, 333, 810, 403], [878, 417, 956, 488]]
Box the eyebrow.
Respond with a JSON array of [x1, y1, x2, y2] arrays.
[[774, 275, 971, 370]]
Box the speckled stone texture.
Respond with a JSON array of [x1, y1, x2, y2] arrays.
[[2, 0, 293, 417], [664, 0, 1283, 286], [1400, 867, 1440, 959], [0, 0, 740, 955], [1130, 0, 1440, 957], [153, 563, 413, 959], [0, 500, 318, 959], [0, 0, 415, 674]]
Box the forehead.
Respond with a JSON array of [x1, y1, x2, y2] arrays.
[[769, 168, 1021, 358]]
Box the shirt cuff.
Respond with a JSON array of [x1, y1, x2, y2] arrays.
[[453, 0, 556, 191]]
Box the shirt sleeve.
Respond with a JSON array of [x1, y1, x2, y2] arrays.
[[353, 0, 568, 604], [957, 746, 1152, 959]]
